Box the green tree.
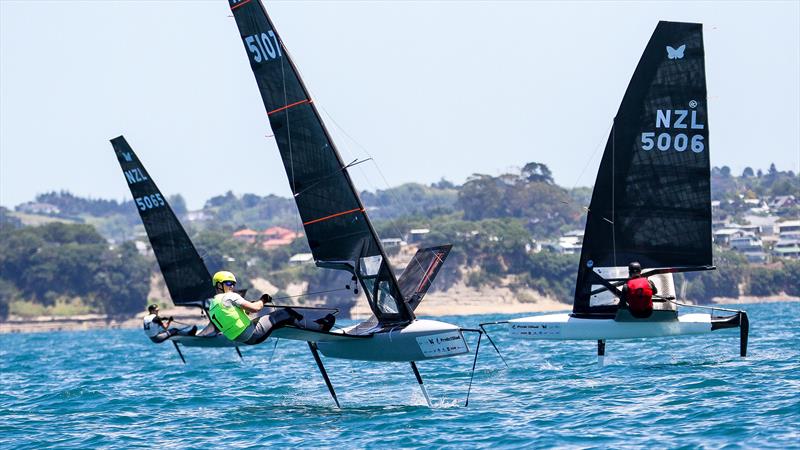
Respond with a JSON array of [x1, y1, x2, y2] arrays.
[[522, 162, 554, 184], [0, 278, 17, 320], [168, 194, 188, 216], [683, 249, 746, 303], [0, 206, 22, 229], [457, 174, 505, 220], [747, 266, 783, 296], [524, 251, 578, 301], [783, 260, 800, 297], [92, 241, 150, 316]]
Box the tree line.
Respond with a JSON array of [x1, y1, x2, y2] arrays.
[[0, 222, 150, 319], [2, 161, 798, 319]]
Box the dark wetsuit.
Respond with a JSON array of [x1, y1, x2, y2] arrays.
[[143, 314, 196, 343]]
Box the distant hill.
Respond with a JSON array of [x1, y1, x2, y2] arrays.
[[2, 162, 797, 320]]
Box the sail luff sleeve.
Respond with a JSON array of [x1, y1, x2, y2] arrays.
[[228, 0, 412, 322], [110, 136, 214, 307], [573, 22, 711, 314]]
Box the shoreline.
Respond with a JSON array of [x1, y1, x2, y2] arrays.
[[1, 296, 797, 334]]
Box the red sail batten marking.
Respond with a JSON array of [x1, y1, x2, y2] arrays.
[[230, 0, 252, 11], [303, 208, 363, 226], [417, 252, 444, 293], [267, 99, 312, 116]]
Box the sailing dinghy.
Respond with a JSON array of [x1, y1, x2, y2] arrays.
[[111, 136, 339, 363], [482, 21, 748, 361], [228, 0, 479, 407]]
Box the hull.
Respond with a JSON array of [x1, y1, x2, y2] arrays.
[[169, 333, 241, 348], [317, 319, 470, 362], [508, 313, 712, 340]]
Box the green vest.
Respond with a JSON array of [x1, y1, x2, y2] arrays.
[[208, 293, 251, 340]]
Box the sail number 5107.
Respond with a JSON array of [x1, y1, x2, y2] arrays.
[[641, 132, 704, 153], [244, 31, 282, 63]]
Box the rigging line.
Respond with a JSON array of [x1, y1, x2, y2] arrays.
[[315, 103, 424, 240], [571, 120, 614, 192], [310, 108, 430, 280], [557, 120, 615, 215], [611, 118, 617, 267], [276, 41, 304, 239], [310, 92, 432, 283], [271, 287, 349, 301], [292, 156, 373, 199], [278, 43, 297, 208], [351, 162, 431, 278]]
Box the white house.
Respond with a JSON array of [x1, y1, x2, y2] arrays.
[[288, 253, 314, 265]]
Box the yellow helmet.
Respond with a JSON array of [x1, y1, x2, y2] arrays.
[[212, 271, 237, 286]]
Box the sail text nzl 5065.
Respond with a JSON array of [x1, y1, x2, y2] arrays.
[[640, 101, 706, 153], [135, 194, 165, 211], [124, 168, 148, 185]]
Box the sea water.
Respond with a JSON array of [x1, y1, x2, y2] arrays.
[[1, 302, 798, 449]]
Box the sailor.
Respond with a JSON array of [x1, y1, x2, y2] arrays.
[[620, 262, 658, 318], [208, 271, 304, 345], [142, 304, 197, 343]]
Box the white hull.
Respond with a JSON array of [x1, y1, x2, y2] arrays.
[[170, 333, 241, 348], [508, 313, 712, 340], [271, 319, 470, 362], [320, 319, 470, 362]]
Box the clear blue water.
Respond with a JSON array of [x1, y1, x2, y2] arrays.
[[1, 302, 798, 449]]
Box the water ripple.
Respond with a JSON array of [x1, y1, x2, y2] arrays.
[[0, 302, 798, 448]]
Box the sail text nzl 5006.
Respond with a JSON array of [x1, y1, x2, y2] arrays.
[[640, 101, 706, 153]]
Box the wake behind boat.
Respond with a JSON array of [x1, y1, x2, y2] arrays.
[[228, 0, 479, 407], [482, 21, 748, 362]]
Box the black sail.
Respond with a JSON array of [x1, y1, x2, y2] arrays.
[[574, 22, 712, 315], [228, 0, 412, 323], [110, 136, 214, 307]]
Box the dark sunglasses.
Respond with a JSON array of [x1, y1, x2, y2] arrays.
[[223, 281, 236, 287]]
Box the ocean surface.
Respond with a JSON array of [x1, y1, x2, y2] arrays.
[[1, 302, 798, 449]]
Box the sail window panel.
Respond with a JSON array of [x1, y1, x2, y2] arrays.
[[359, 255, 383, 278], [376, 281, 400, 314], [589, 266, 626, 307], [356, 277, 399, 317]]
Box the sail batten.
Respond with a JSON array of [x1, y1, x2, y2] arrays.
[[574, 22, 712, 315], [110, 136, 214, 307], [229, 0, 412, 323]]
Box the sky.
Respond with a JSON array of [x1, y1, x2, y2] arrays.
[[1, 0, 798, 210]]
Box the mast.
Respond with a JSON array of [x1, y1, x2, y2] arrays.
[[228, 0, 413, 323], [110, 136, 214, 307], [573, 22, 712, 315]]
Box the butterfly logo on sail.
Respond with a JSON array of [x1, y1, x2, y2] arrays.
[[666, 44, 686, 59]]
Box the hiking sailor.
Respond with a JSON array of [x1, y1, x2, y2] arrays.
[[143, 304, 197, 343], [208, 271, 328, 345], [619, 262, 658, 318]]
